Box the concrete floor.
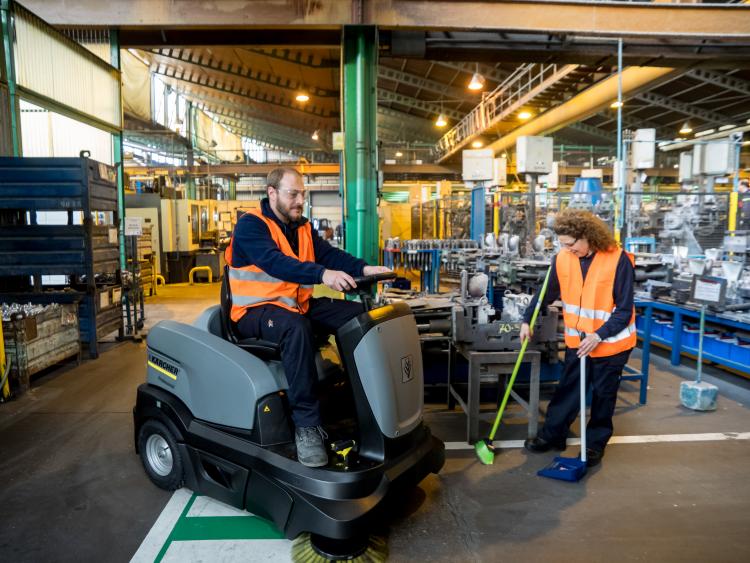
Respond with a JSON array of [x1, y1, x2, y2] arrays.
[[1, 283, 749, 562]]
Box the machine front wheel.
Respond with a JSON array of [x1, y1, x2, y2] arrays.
[[138, 419, 184, 490]]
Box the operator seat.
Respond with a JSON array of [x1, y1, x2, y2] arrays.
[[220, 266, 282, 360], [220, 267, 345, 382]]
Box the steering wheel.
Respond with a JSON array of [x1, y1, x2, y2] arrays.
[[349, 271, 397, 290], [344, 272, 397, 310]]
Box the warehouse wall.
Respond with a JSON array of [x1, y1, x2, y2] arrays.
[[20, 100, 113, 164]]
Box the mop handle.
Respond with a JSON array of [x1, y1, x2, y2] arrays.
[[696, 303, 706, 385], [488, 265, 553, 441], [580, 354, 587, 463]]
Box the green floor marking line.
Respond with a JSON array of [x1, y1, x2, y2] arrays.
[[154, 493, 284, 562], [155, 493, 199, 563], [170, 515, 285, 542]]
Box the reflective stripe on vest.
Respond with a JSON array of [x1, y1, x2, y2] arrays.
[[227, 268, 314, 289], [562, 302, 612, 322], [564, 323, 636, 344], [225, 208, 315, 321], [556, 247, 636, 357]]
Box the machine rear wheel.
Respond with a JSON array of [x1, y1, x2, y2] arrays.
[[138, 419, 184, 490]]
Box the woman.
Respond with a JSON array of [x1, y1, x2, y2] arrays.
[[521, 208, 636, 467]]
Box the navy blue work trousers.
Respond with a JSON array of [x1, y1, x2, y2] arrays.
[[236, 297, 363, 428], [540, 347, 632, 452]]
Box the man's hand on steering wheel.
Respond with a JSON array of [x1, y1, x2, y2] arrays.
[[322, 269, 357, 292], [362, 265, 392, 276]]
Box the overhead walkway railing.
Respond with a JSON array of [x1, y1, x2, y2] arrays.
[[435, 63, 578, 162]]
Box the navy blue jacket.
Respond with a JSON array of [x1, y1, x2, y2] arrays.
[[523, 251, 635, 341], [229, 198, 367, 285]]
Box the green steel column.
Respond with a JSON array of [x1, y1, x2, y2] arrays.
[[342, 26, 378, 265], [187, 102, 196, 199], [110, 29, 126, 271], [1, 0, 20, 156]]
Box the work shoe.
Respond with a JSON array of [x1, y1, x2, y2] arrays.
[[586, 448, 604, 468], [524, 436, 567, 453], [295, 426, 328, 468]]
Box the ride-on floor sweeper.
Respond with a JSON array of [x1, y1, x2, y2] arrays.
[[133, 271, 445, 561]]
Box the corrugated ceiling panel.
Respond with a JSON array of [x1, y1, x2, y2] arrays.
[[13, 6, 121, 128]]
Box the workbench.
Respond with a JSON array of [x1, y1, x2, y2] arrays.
[[448, 345, 541, 444]]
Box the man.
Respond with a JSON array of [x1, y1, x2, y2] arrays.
[[225, 167, 390, 467], [521, 208, 636, 467]]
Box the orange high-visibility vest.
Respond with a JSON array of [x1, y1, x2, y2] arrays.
[[556, 248, 636, 357], [224, 209, 315, 322]]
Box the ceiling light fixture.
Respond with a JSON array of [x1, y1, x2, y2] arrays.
[[472, 140, 483, 148], [311, 130, 319, 141], [468, 62, 486, 91], [295, 91, 310, 103], [518, 111, 532, 120], [395, 151, 403, 157], [468, 72, 485, 91], [679, 122, 693, 135], [435, 114, 447, 127], [610, 100, 623, 109]]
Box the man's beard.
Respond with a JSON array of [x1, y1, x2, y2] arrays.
[[277, 199, 303, 222]]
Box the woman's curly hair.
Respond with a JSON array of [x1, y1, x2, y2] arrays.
[[553, 208, 617, 252]]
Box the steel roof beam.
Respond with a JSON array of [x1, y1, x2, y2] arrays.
[[152, 65, 339, 121], [687, 69, 750, 98], [150, 48, 337, 97], [377, 66, 467, 101], [242, 47, 339, 69], [172, 88, 325, 137], [377, 89, 464, 121], [635, 91, 733, 126], [368, 1, 750, 38]]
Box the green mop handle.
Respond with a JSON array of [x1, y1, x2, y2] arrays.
[[488, 265, 553, 441]]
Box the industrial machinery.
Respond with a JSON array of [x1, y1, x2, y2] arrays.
[[450, 270, 559, 353], [133, 272, 445, 560]]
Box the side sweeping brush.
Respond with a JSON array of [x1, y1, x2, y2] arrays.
[[291, 533, 388, 563], [474, 265, 553, 465]]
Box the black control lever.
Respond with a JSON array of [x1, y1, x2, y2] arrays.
[[346, 271, 397, 311]]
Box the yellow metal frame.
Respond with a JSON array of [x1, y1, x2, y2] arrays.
[[189, 266, 213, 285]]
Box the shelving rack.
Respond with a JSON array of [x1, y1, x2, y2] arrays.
[[0, 156, 123, 358]]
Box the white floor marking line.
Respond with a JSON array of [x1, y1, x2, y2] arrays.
[[130, 488, 193, 563], [445, 439, 526, 450], [160, 540, 289, 563], [444, 431, 750, 450], [609, 431, 750, 444], [186, 496, 251, 518]]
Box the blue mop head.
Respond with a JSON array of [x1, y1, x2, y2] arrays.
[[537, 456, 588, 482]]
